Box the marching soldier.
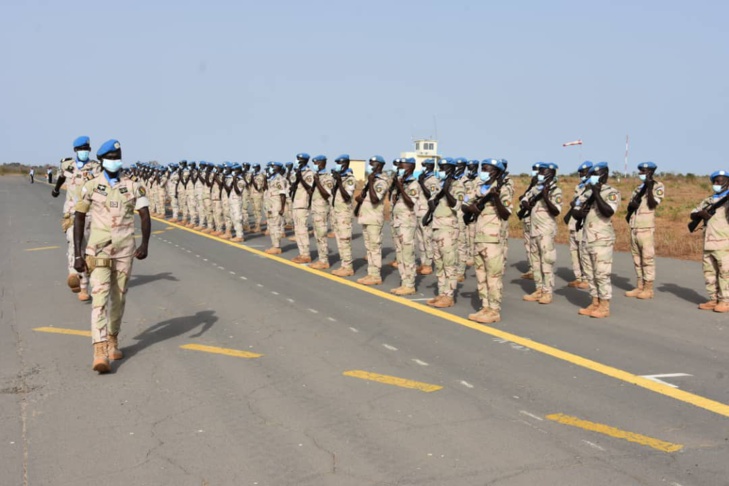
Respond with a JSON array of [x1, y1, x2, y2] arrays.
[[566, 161, 592, 289], [264, 162, 289, 254], [330, 154, 356, 277], [519, 163, 541, 280], [240, 162, 253, 232], [625, 161, 664, 299], [390, 158, 421, 295], [290, 153, 315, 264], [229, 164, 245, 242], [210, 164, 225, 236], [73, 139, 150, 373], [415, 159, 438, 276], [464, 159, 511, 323], [572, 162, 621, 318], [249, 163, 266, 233], [499, 159, 513, 268], [284, 162, 295, 229], [51, 136, 101, 301], [521, 162, 562, 304], [355, 155, 388, 285], [454, 157, 469, 282], [167, 162, 181, 222], [691, 170, 729, 312], [464, 159, 480, 268], [310, 155, 334, 269]]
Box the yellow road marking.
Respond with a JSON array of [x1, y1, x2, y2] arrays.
[[152, 230, 166, 235], [25, 246, 60, 252], [180, 343, 262, 358], [546, 413, 683, 453], [152, 215, 729, 419], [34, 326, 91, 337], [343, 370, 442, 392]]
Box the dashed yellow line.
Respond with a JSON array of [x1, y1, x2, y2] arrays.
[[153, 215, 729, 419], [34, 326, 91, 337], [25, 246, 60, 252], [546, 413, 683, 453], [343, 370, 442, 392], [180, 343, 262, 358]]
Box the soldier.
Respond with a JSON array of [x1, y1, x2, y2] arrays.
[[240, 162, 253, 232], [499, 159, 514, 268], [284, 162, 295, 230], [521, 162, 562, 304], [519, 163, 542, 280], [565, 161, 592, 289], [355, 155, 388, 285], [390, 158, 421, 295], [261, 162, 288, 254], [464, 159, 511, 323], [198, 162, 215, 234], [167, 162, 181, 222], [249, 163, 266, 233], [309, 155, 334, 269], [464, 159, 480, 267], [691, 170, 729, 312], [72, 139, 150, 373], [625, 161, 664, 299], [220, 163, 235, 239], [290, 153, 315, 264], [386, 158, 401, 269], [178, 162, 192, 226], [571, 162, 621, 318], [330, 154, 356, 277], [229, 164, 245, 242], [157, 166, 169, 218], [425, 158, 465, 308], [453, 157, 469, 282], [51, 136, 101, 301], [210, 164, 225, 236], [415, 159, 438, 276]]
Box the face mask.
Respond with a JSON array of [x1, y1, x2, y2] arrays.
[[531, 170, 538, 177], [479, 172, 491, 183], [333, 163, 342, 173], [537, 174, 546, 182], [589, 175, 600, 185], [365, 165, 373, 175], [76, 150, 90, 162], [713, 184, 724, 194], [102, 159, 123, 173], [639, 174, 647, 182], [580, 175, 587, 182], [397, 168, 405, 177], [437, 170, 448, 181]]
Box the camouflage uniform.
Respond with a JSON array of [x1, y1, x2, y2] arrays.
[[432, 179, 466, 298], [463, 176, 478, 267], [628, 181, 664, 283], [416, 173, 439, 268], [456, 175, 470, 278], [311, 171, 334, 264], [194, 176, 208, 228], [265, 173, 289, 249], [392, 177, 421, 289], [331, 170, 356, 271], [524, 182, 563, 295], [580, 185, 621, 300], [211, 177, 224, 233], [167, 170, 180, 220], [693, 194, 729, 303], [500, 176, 514, 266], [76, 174, 149, 343], [291, 167, 315, 257], [568, 182, 589, 282], [250, 172, 266, 231], [222, 176, 233, 234], [229, 175, 244, 239], [240, 172, 252, 231], [157, 172, 168, 217], [178, 171, 192, 224], [358, 174, 389, 278]]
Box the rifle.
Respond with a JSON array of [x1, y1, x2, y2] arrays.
[[353, 178, 371, 217], [422, 174, 453, 227], [625, 182, 649, 223], [574, 191, 596, 231], [688, 193, 729, 233], [289, 168, 301, 199], [463, 171, 509, 225], [517, 178, 555, 220], [564, 186, 590, 225]]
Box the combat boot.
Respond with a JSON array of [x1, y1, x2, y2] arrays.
[[538, 292, 553, 305], [221, 231, 232, 240], [108, 334, 123, 360], [193, 225, 205, 231], [625, 278, 644, 297], [576, 279, 590, 290], [523, 289, 543, 302], [417, 265, 433, 275], [264, 247, 282, 255], [698, 299, 718, 310], [389, 260, 399, 268], [590, 299, 610, 318], [432, 295, 454, 308], [357, 275, 382, 286], [203, 228, 214, 234], [253, 225, 262, 234], [309, 261, 330, 270], [468, 308, 500, 324], [521, 271, 534, 280], [327, 231, 335, 238], [456, 274, 466, 283], [231, 236, 244, 243], [714, 301, 729, 313], [391, 286, 416, 296], [466, 259, 474, 267], [264, 228, 270, 236], [331, 266, 354, 277], [567, 279, 580, 288], [78, 289, 90, 302], [291, 254, 312, 264], [67, 273, 81, 293], [92, 342, 110, 373], [578, 297, 600, 316], [636, 280, 654, 300], [426, 295, 442, 306]]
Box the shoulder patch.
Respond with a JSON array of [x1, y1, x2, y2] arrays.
[[138, 186, 146, 197], [119, 187, 129, 194], [458, 194, 464, 201], [608, 192, 617, 202], [655, 188, 664, 197], [409, 189, 417, 197], [555, 195, 562, 205], [347, 179, 355, 186]]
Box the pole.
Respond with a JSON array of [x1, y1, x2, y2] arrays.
[[624, 135, 629, 180]]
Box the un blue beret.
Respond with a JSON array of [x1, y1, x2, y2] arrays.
[[369, 155, 385, 164], [335, 154, 350, 163], [403, 157, 416, 164], [439, 157, 455, 166], [589, 161, 609, 173], [312, 155, 327, 163], [468, 159, 479, 166], [481, 158, 505, 171], [638, 161, 657, 170], [532, 162, 544, 170], [73, 136, 90, 149], [454, 157, 468, 164], [578, 161, 593, 171], [97, 139, 121, 158], [710, 170, 729, 180], [543, 162, 559, 171], [296, 153, 310, 161]]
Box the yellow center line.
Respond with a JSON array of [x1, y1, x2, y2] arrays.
[[546, 413, 683, 453], [151, 230, 166, 235], [180, 343, 262, 358], [34, 326, 91, 337], [343, 370, 442, 392], [25, 246, 60, 252], [153, 216, 729, 418]]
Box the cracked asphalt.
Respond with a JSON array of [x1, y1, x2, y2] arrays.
[[2, 175, 729, 486]]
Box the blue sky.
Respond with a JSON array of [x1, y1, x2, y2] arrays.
[[2, 0, 727, 174]]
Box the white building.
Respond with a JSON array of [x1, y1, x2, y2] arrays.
[[400, 139, 439, 172]]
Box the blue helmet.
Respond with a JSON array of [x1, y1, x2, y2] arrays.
[[454, 157, 468, 165], [439, 157, 456, 167], [312, 154, 327, 163], [710, 170, 729, 181], [542, 162, 559, 171], [589, 161, 609, 174], [481, 158, 504, 172]]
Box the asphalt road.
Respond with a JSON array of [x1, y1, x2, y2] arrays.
[[1, 175, 728, 486]]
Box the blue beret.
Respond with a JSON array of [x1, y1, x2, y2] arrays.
[[638, 161, 657, 170], [468, 159, 479, 166], [252, 163, 260, 168], [369, 155, 385, 164], [532, 162, 543, 170], [710, 170, 729, 180], [454, 157, 468, 164], [335, 154, 350, 163], [312, 155, 327, 163], [403, 157, 416, 164], [73, 136, 90, 149], [543, 162, 559, 171], [439, 157, 455, 166], [481, 158, 505, 171], [499, 159, 508, 167], [231, 163, 241, 170], [422, 158, 435, 165], [272, 161, 284, 168], [97, 139, 121, 158], [578, 161, 593, 171], [285, 162, 294, 168], [296, 153, 310, 161], [589, 161, 609, 174]]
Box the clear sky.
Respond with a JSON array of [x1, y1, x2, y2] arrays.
[[2, 0, 727, 174]]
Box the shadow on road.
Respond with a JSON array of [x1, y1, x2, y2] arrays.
[[611, 273, 634, 291], [658, 282, 705, 305], [128, 272, 179, 288]]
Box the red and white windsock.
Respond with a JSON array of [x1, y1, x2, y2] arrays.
[[562, 139, 583, 147]]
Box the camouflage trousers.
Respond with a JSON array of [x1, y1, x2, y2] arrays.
[[149, 187, 159, 213], [569, 229, 585, 281], [630, 228, 655, 282], [266, 208, 284, 247], [474, 242, 505, 311], [89, 254, 133, 343], [332, 208, 353, 269], [702, 249, 729, 303], [179, 190, 190, 221], [196, 190, 209, 227], [202, 195, 213, 230], [501, 222, 510, 271], [456, 217, 468, 276], [390, 219, 401, 263], [293, 208, 311, 256], [230, 195, 244, 237], [186, 190, 198, 225], [529, 231, 557, 293], [284, 198, 294, 226], [433, 226, 459, 297], [522, 219, 533, 272], [251, 195, 264, 229], [312, 205, 330, 263], [395, 223, 417, 288], [416, 213, 433, 266], [156, 190, 166, 217], [362, 223, 383, 277], [212, 199, 223, 232], [170, 194, 180, 220], [241, 191, 251, 230], [581, 242, 614, 300], [66, 221, 90, 290], [222, 195, 232, 230]]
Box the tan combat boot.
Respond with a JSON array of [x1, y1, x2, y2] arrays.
[[92, 342, 110, 373], [108, 334, 123, 360], [468, 307, 501, 324], [521, 271, 534, 280], [327, 231, 336, 238], [417, 265, 433, 275], [67, 274, 81, 293], [193, 225, 205, 231], [576, 279, 590, 290], [78, 289, 90, 302], [432, 295, 454, 308], [291, 254, 312, 264], [578, 297, 600, 316], [391, 286, 416, 296], [590, 299, 611, 318], [253, 225, 262, 234], [221, 231, 232, 240], [714, 301, 729, 313], [389, 260, 399, 268], [567, 279, 580, 288], [331, 266, 354, 277], [264, 247, 282, 255], [309, 261, 330, 270], [231, 236, 244, 243], [456, 274, 466, 283], [698, 299, 718, 310], [538, 292, 553, 305], [625, 278, 644, 298], [357, 275, 382, 286], [426, 295, 442, 306], [523, 289, 543, 302], [636, 280, 654, 300]]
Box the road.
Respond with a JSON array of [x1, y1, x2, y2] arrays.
[[1, 175, 728, 486]]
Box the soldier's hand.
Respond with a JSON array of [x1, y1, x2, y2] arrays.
[[355, 194, 365, 204], [51, 189, 60, 198], [135, 245, 149, 260], [73, 257, 87, 274], [695, 209, 712, 221], [520, 199, 530, 210], [279, 209, 284, 216], [427, 199, 436, 211], [628, 200, 640, 211], [462, 203, 478, 214]]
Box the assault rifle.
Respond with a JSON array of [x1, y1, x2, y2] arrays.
[[625, 181, 649, 223], [574, 191, 596, 231], [463, 171, 509, 225], [353, 179, 371, 217], [563, 186, 590, 225], [517, 178, 554, 220], [422, 173, 454, 227], [688, 192, 729, 233]]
